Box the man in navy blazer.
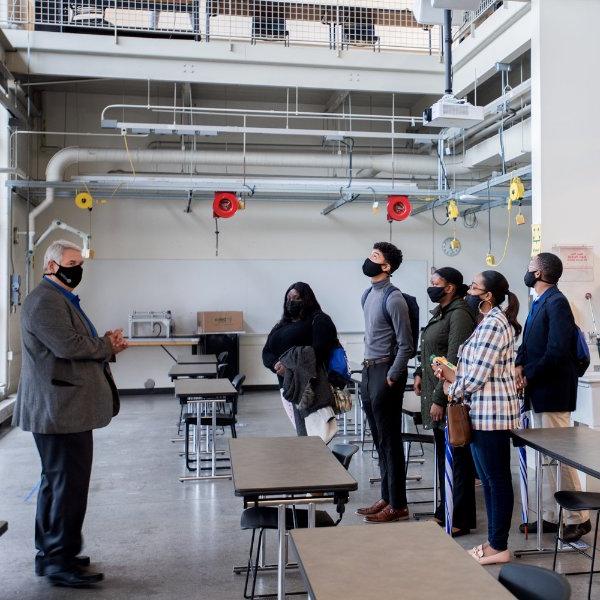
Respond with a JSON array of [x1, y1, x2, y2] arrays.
[[516, 252, 590, 541]]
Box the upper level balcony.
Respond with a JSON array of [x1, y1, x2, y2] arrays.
[[3, 0, 439, 54], [1, 1, 449, 94]]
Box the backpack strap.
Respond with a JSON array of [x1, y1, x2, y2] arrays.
[[382, 285, 400, 331]]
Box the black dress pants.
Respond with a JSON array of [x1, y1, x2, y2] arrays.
[[433, 426, 477, 530], [361, 363, 408, 509], [33, 430, 93, 572]]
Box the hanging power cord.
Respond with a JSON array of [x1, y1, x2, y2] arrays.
[[340, 137, 355, 191], [214, 217, 220, 257], [122, 133, 137, 177], [435, 145, 450, 189], [463, 208, 478, 229], [184, 190, 193, 213], [432, 201, 450, 226]]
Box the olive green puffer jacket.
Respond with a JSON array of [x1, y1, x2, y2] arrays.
[[414, 298, 476, 429]]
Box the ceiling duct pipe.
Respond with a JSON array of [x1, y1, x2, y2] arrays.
[[29, 146, 473, 251]]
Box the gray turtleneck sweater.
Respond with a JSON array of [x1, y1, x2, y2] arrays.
[[363, 278, 413, 381]]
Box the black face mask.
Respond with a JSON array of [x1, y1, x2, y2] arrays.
[[54, 264, 83, 289], [286, 299, 304, 318], [524, 270, 538, 288], [465, 294, 481, 312], [427, 286, 446, 304], [362, 258, 385, 278]]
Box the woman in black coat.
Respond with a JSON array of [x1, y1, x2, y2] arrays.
[[262, 282, 338, 435]]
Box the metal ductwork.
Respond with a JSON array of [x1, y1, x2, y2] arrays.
[[29, 146, 473, 253]]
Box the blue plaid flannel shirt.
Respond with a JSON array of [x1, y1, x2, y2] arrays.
[[448, 306, 520, 431]]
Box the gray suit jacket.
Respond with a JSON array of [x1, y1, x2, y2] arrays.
[[12, 279, 120, 434]]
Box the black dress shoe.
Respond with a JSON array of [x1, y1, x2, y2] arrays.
[[46, 567, 103, 588], [35, 555, 91, 577], [563, 519, 592, 543], [451, 528, 471, 538], [519, 520, 558, 534]]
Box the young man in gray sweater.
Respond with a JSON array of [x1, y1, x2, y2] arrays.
[[357, 242, 414, 523]]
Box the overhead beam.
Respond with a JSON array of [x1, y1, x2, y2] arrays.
[[324, 90, 350, 114], [411, 164, 532, 215]]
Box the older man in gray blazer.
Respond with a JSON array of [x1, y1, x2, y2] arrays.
[[13, 239, 127, 588]]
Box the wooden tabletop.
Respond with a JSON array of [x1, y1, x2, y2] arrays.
[[176, 353, 218, 365], [229, 436, 357, 497], [512, 426, 600, 479], [125, 337, 199, 347], [174, 378, 236, 399], [290, 522, 514, 600], [169, 363, 217, 378]]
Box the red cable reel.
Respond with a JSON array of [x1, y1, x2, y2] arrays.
[[213, 191, 240, 219], [386, 195, 412, 222]]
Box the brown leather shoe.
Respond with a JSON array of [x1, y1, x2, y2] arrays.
[[356, 499, 388, 516], [364, 505, 409, 524]]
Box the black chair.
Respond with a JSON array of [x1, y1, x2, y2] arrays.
[[184, 374, 245, 471], [251, 17, 289, 46], [242, 508, 334, 599], [330, 443, 358, 469], [218, 351, 229, 364], [553, 491, 600, 600], [217, 362, 228, 378], [341, 21, 379, 52], [499, 564, 571, 600], [240, 443, 357, 599]]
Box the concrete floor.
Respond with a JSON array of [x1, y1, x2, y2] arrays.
[[0, 390, 597, 599]]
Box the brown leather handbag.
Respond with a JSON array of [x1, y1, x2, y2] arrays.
[[446, 395, 472, 448]]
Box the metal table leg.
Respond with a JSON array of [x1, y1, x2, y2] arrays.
[[179, 398, 231, 482], [515, 449, 574, 557], [277, 504, 286, 600]]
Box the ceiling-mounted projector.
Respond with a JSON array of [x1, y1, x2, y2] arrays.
[[431, 0, 481, 9], [423, 95, 484, 129], [412, 0, 467, 26]]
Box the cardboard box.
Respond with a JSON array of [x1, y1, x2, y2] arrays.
[[197, 311, 244, 334]]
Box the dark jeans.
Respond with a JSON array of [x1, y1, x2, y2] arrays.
[[470, 429, 514, 551], [433, 427, 477, 530], [361, 363, 408, 509], [33, 431, 93, 572]]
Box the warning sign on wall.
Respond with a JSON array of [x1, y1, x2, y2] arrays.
[[554, 245, 594, 282], [531, 224, 542, 257]]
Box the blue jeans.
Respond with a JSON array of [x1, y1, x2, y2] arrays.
[[470, 429, 514, 551]]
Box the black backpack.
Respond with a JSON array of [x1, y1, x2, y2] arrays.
[[361, 285, 419, 359]]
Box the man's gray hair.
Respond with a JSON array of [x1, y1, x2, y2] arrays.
[[43, 240, 82, 270]]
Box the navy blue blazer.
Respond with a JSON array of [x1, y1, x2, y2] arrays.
[[516, 286, 578, 413]]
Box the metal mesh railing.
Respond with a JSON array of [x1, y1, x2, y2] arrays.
[[5, 0, 440, 53], [453, 0, 503, 42]]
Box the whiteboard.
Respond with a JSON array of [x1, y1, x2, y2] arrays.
[[81, 259, 429, 335]]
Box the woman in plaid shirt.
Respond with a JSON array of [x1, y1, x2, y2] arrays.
[[436, 270, 521, 566]]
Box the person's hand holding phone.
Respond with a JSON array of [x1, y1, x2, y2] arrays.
[[432, 358, 456, 384]]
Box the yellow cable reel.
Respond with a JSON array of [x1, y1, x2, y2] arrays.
[[75, 192, 94, 210], [447, 199, 459, 221], [509, 177, 525, 202]]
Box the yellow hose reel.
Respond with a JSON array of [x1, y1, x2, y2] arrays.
[[447, 199, 459, 221], [509, 177, 526, 225], [509, 177, 525, 202], [75, 192, 94, 210]]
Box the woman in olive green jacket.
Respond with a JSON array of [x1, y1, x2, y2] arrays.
[[414, 267, 477, 535]]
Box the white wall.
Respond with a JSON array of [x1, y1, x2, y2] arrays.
[[23, 89, 532, 388], [32, 194, 532, 387], [531, 0, 600, 356]]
